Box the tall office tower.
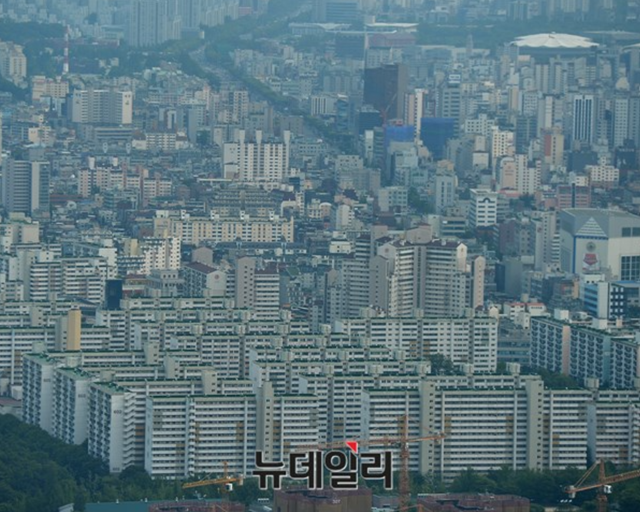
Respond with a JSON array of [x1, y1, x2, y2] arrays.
[[404, 89, 426, 141], [423, 240, 469, 318], [467, 255, 486, 312], [128, 0, 182, 48], [341, 233, 373, 318], [515, 114, 537, 153], [435, 75, 462, 130], [537, 94, 562, 134], [363, 64, 408, 122], [70, 90, 133, 125], [572, 93, 596, 144], [223, 130, 291, 184], [612, 97, 629, 148], [628, 96, 640, 147], [313, 0, 359, 22], [1, 159, 50, 216]]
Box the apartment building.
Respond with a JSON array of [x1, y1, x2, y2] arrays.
[[335, 314, 498, 372], [531, 313, 640, 388], [223, 130, 291, 185], [28, 257, 107, 304], [0, 41, 27, 86], [153, 212, 294, 245], [70, 89, 133, 125], [52, 367, 94, 445], [417, 369, 590, 480]]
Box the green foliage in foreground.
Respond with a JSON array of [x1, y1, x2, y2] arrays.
[[0, 415, 178, 512]]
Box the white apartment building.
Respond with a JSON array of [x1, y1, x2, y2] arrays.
[[223, 130, 291, 184], [145, 394, 257, 478], [418, 370, 590, 480], [370, 240, 422, 318], [335, 315, 498, 372], [362, 388, 422, 472], [70, 89, 133, 125], [1, 327, 55, 387], [144, 382, 319, 478], [586, 385, 640, 467], [28, 258, 107, 304], [423, 240, 477, 318], [52, 367, 94, 445], [23, 353, 58, 433], [120, 237, 181, 276], [89, 381, 137, 473]]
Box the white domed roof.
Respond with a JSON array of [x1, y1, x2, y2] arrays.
[[512, 33, 598, 49]]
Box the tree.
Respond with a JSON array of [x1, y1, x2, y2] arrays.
[[429, 354, 458, 375], [450, 468, 496, 493], [408, 187, 431, 215]]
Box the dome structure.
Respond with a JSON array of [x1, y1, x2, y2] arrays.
[[512, 33, 598, 49]]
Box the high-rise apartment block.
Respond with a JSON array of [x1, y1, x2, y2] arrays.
[[127, 0, 182, 48], [70, 90, 133, 125], [1, 159, 50, 216], [223, 130, 291, 185]]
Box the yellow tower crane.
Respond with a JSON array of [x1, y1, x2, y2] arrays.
[[564, 460, 640, 512]]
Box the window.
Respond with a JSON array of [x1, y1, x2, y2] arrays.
[[621, 256, 640, 281]]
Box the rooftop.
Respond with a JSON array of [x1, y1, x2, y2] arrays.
[[512, 33, 598, 49]]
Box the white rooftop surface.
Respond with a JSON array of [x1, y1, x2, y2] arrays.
[[512, 33, 598, 49]]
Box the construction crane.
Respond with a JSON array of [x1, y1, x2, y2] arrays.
[[564, 459, 640, 512], [295, 415, 445, 511], [182, 461, 244, 491]]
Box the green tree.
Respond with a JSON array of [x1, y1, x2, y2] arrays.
[[450, 468, 496, 493]]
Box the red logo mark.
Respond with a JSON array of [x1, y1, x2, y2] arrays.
[[346, 441, 358, 454]]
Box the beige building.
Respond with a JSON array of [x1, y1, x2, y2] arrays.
[[31, 76, 70, 102], [0, 41, 26, 86], [235, 257, 280, 320], [154, 212, 294, 245]]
